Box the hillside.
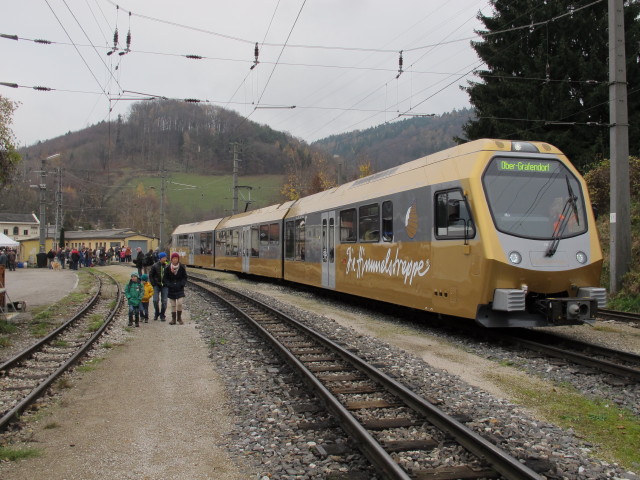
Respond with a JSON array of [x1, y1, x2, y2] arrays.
[[313, 108, 473, 172], [8, 102, 475, 239], [18, 100, 301, 177]]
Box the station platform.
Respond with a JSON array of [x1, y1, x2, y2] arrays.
[[1, 267, 79, 317]]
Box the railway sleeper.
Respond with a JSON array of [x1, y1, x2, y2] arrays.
[[411, 465, 499, 480]]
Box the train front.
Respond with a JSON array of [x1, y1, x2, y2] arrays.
[[477, 142, 606, 328]]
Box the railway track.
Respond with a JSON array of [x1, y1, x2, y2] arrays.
[[502, 329, 640, 383], [0, 271, 123, 430], [189, 277, 542, 480], [598, 308, 640, 326]]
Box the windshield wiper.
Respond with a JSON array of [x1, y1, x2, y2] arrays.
[[565, 176, 580, 227], [545, 177, 579, 257]]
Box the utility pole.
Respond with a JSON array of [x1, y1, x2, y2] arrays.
[[53, 167, 63, 249], [159, 167, 165, 250], [38, 158, 47, 254], [36, 153, 60, 253], [230, 142, 241, 215], [608, 0, 632, 293]]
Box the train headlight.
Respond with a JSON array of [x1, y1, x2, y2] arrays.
[[576, 251, 588, 264], [508, 251, 522, 264]]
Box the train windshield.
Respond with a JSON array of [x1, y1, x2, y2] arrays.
[[482, 157, 587, 240]]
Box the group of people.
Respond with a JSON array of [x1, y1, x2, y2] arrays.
[[46, 245, 160, 271], [124, 252, 187, 327], [0, 248, 18, 271]]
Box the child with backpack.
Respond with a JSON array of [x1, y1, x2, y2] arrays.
[[139, 273, 154, 323], [124, 271, 143, 327]]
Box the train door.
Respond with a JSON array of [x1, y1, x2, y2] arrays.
[[188, 234, 195, 265], [241, 226, 251, 273], [321, 211, 336, 289]]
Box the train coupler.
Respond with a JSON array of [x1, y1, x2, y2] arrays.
[[536, 297, 598, 326]]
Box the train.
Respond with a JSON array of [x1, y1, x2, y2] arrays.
[[172, 138, 606, 328]]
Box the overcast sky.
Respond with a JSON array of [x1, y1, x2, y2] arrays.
[[2, 0, 490, 148]]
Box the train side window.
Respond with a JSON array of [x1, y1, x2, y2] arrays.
[[231, 229, 239, 255], [328, 217, 335, 262], [251, 226, 260, 257], [340, 209, 356, 242], [178, 234, 189, 247], [382, 201, 393, 242], [200, 232, 212, 254], [259, 224, 269, 246], [295, 218, 306, 261], [217, 230, 227, 255], [435, 189, 476, 239], [285, 221, 295, 259], [359, 203, 380, 242], [269, 223, 280, 245]]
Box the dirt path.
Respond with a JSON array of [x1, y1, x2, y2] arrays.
[[0, 311, 251, 480]]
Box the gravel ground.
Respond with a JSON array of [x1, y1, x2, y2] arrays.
[[1, 267, 638, 479], [0, 307, 253, 480], [189, 271, 639, 480]]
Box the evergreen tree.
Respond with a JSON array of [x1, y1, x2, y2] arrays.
[[460, 0, 640, 172]]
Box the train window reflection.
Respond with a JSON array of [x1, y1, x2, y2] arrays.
[[199, 232, 213, 254], [269, 223, 280, 245], [251, 226, 259, 257], [483, 157, 587, 239], [259, 224, 269, 245], [359, 203, 380, 242], [435, 190, 475, 239], [295, 219, 306, 261], [340, 209, 356, 242], [285, 221, 295, 259], [382, 201, 393, 242]]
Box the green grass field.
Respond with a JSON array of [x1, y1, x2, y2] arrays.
[[128, 173, 285, 221]]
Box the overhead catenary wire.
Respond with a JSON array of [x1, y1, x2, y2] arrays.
[[5, 0, 611, 146]]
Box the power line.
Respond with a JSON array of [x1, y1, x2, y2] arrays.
[[43, 0, 109, 98]]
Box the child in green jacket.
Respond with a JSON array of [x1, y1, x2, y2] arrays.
[[125, 271, 144, 327]]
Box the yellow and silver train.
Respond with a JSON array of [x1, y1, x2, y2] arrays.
[[172, 139, 606, 328]]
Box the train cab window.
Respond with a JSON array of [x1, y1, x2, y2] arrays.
[[359, 204, 380, 242], [285, 221, 295, 259], [340, 209, 356, 243], [259, 224, 269, 246], [382, 201, 393, 242], [435, 190, 476, 239], [250, 226, 259, 257], [269, 223, 280, 245], [199, 232, 213, 254], [295, 218, 306, 261]]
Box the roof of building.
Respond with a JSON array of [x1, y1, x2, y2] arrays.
[[0, 213, 38, 224], [26, 227, 157, 241]]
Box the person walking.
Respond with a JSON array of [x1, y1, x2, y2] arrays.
[[149, 252, 168, 321], [165, 252, 187, 325], [139, 273, 154, 323], [134, 247, 144, 276], [7, 249, 16, 271], [124, 271, 143, 327], [47, 248, 55, 269]]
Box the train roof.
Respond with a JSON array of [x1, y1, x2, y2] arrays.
[[217, 201, 296, 229], [285, 139, 565, 217], [171, 218, 224, 236]]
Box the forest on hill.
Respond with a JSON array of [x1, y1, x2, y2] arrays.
[[6, 100, 468, 238], [313, 108, 472, 173]]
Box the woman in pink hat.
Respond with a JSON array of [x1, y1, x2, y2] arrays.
[[165, 252, 187, 325]]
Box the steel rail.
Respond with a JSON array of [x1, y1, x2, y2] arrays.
[[0, 272, 122, 431], [598, 308, 640, 324], [503, 335, 640, 381], [0, 272, 103, 372], [191, 279, 542, 480], [511, 329, 640, 366]]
